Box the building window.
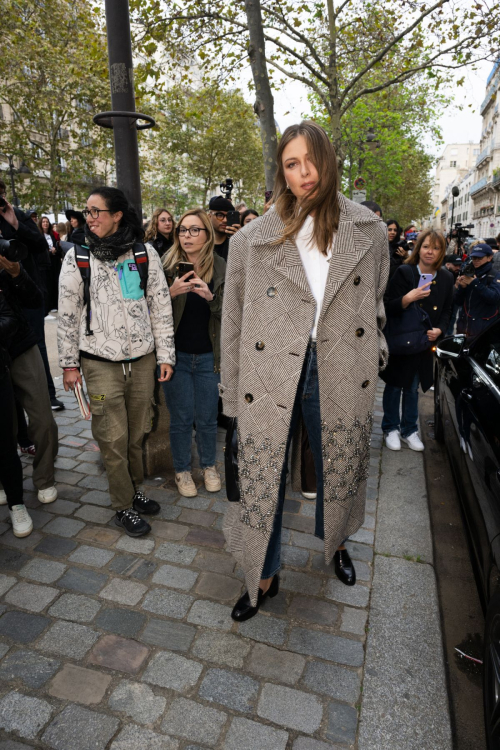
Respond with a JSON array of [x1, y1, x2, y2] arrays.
[[450, 161, 457, 168], [473, 149, 479, 155]]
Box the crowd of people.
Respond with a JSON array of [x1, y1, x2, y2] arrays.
[[1, 119, 499, 623]]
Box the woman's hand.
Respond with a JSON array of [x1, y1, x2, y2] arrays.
[[427, 328, 442, 342], [0, 256, 21, 277], [396, 247, 408, 258], [169, 271, 196, 299], [402, 280, 432, 308], [190, 272, 214, 302], [63, 369, 82, 392], [158, 364, 174, 382]]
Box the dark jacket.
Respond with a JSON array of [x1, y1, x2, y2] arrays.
[[0, 208, 49, 290], [151, 235, 173, 258], [67, 225, 86, 246], [381, 264, 454, 391], [0, 267, 44, 361], [165, 253, 226, 372], [388, 240, 407, 280], [455, 261, 500, 338], [0, 288, 19, 374]]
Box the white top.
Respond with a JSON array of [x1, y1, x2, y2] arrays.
[[295, 215, 334, 340], [44, 233, 53, 249]]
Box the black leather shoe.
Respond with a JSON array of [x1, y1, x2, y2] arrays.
[[334, 548, 356, 586], [115, 508, 151, 537], [231, 575, 280, 622], [132, 490, 160, 515]]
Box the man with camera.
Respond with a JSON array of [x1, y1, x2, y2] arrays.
[[208, 195, 241, 262], [455, 242, 500, 338]]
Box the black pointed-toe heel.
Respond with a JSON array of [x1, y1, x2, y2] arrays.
[[231, 574, 280, 622], [334, 548, 356, 586]]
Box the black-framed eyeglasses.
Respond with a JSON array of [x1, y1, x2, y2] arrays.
[[82, 208, 113, 219], [209, 211, 227, 221], [176, 226, 208, 237]]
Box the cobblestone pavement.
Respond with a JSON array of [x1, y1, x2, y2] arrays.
[[0, 381, 385, 749]]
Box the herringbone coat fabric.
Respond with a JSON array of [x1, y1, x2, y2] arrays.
[[220, 194, 389, 604]]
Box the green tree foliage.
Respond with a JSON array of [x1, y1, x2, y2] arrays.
[[0, 0, 113, 216]]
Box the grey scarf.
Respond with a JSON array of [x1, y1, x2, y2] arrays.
[[84, 224, 136, 262]]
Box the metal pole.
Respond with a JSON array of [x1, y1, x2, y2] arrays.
[[103, 0, 142, 218], [8, 157, 19, 207]]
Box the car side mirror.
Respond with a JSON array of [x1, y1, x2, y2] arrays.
[[436, 334, 466, 359]]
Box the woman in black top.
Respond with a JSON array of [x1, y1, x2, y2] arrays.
[[65, 210, 86, 245], [386, 219, 408, 279], [38, 215, 62, 311], [145, 208, 176, 258], [381, 229, 454, 452], [162, 208, 226, 499]]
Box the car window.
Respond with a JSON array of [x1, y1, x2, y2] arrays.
[[472, 324, 500, 389]]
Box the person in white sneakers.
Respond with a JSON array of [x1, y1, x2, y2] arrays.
[[381, 229, 454, 452], [162, 209, 226, 498]]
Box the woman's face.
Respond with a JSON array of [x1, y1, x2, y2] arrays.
[[178, 214, 207, 255], [282, 135, 319, 200], [70, 216, 79, 228], [387, 223, 399, 242], [86, 194, 122, 239], [158, 211, 173, 237], [243, 212, 258, 226], [419, 238, 441, 268], [41, 218, 50, 232]]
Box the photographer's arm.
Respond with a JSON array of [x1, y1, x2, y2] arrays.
[[12, 209, 49, 255], [0, 261, 43, 309]]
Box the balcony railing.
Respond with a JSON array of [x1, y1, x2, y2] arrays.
[[476, 146, 491, 166], [493, 172, 500, 187], [470, 176, 488, 195]]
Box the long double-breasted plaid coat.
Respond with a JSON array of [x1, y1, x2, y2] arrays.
[[220, 194, 389, 604]]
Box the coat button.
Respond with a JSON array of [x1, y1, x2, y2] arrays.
[[267, 287, 277, 297], [354, 276, 361, 286], [355, 328, 365, 337], [433, 305, 438, 310], [362, 380, 370, 388], [245, 394, 254, 403], [432, 280, 436, 285], [256, 341, 265, 350]]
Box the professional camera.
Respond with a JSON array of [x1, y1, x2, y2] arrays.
[[0, 197, 7, 210], [219, 178, 233, 201], [454, 222, 474, 251], [0, 238, 28, 263], [460, 257, 475, 277]]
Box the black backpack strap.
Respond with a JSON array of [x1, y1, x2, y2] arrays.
[[133, 242, 149, 294], [74, 244, 93, 336]]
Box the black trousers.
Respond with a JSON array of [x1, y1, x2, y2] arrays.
[[0, 370, 23, 509]]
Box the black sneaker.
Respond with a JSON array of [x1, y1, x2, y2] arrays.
[[115, 508, 151, 537], [132, 490, 160, 516], [50, 398, 65, 411]]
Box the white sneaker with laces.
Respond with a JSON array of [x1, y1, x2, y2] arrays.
[[175, 472, 197, 498], [384, 430, 401, 451], [9, 504, 33, 537], [401, 432, 424, 452], [38, 486, 57, 504], [203, 466, 221, 493], [0, 490, 7, 506]]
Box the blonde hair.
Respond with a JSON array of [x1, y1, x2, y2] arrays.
[[162, 208, 215, 284], [145, 208, 176, 242], [273, 120, 340, 256]]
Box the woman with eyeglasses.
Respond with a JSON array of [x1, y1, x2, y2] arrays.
[[144, 208, 176, 258], [162, 208, 226, 498], [58, 187, 175, 538]]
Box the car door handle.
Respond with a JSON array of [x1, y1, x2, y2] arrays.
[[461, 389, 473, 402]]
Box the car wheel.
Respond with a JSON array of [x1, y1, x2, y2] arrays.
[[434, 379, 444, 443], [483, 591, 500, 749]]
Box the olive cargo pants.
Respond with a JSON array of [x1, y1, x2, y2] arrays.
[[81, 352, 156, 511]]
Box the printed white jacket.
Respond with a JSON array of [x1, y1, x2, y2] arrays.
[[57, 243, 175, 367]]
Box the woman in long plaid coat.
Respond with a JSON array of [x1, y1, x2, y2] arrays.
[[220, 122, 389, 616]]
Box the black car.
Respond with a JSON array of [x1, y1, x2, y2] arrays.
[[434, 320, 500, 749]]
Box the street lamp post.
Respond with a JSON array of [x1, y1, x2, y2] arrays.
[[451, 186, 459, 230], [7, 157, 19, 207]]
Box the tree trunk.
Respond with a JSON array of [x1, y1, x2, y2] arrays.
[[244, 0, 278, 193]]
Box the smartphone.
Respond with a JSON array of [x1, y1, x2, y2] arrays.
[[176, 262, 194, 277], [226, 211, 240, 227], [418, 273, 433, 288]]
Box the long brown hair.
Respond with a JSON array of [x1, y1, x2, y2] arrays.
[[162, 208, 215, 284], [145, 208, 176, 243], [38, 215, 56, 242], [405, 229, 446, 270], [273, 121, 340, 256]]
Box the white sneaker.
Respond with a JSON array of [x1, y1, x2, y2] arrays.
[[301, 491, 317, 500], [384, 430, 401, 451], [38, 486, 57, 504], [9, 505, 33, 537], [0, 490, 7, 506], [175, 472, 197, 498], [203, 466, 221, 493], [401, 432, 424, 452]]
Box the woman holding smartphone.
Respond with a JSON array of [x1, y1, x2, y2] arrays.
[[162, 208, 226, 498], [381, 229, 454, 452]]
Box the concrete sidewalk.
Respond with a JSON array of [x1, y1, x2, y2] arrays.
[[0, 371, 451, 749]]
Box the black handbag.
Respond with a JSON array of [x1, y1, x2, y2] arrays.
[[384, 302, 433, 356], [224, 417, 240, 502]]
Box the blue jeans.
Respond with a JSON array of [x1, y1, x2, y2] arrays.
[[261, 343, 326, 579], [161, 351, 220, 473], [381, 373, 420, 438]]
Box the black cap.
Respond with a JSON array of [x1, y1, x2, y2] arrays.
[[208, 196, 234, 212], [446, 254, 463, 264], [26, 210, 38, 218]]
